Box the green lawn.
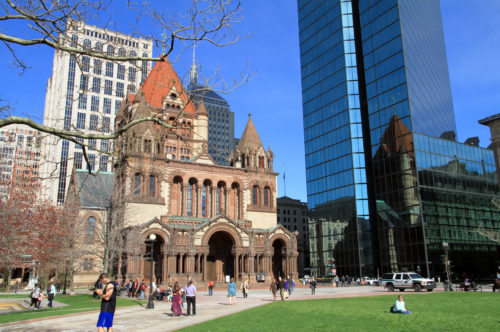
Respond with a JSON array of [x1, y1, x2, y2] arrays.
[[0, 294, 143, 324], [180, 292, 499, 332]]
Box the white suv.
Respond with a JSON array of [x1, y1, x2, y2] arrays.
[[381, 272, 435, 292]]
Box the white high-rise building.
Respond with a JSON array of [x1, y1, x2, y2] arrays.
[[40, 21, 153, 204]]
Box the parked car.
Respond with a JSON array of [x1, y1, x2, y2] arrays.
[[363, 277, 379, 286], [381, 272, 435, 292], [356, 277, 379, 286]]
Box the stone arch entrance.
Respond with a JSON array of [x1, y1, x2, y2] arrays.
[[207, 231, 235, 282], [144, 234, 165, 284], [272, 238, 286, 279]]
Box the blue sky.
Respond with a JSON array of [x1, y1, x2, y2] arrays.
[[1, 0, 498, 202]]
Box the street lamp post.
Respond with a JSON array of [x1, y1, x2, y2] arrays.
[[442, 242, 451, 291], [146, 234, 156, 309]]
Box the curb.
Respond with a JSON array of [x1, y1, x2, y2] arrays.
[[0, 307, 124, 328]]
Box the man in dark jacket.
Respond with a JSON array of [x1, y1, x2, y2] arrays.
[[310, 277, 317, 295], [278, 277, 287, 301]]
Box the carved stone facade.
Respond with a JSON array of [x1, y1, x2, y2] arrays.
[[111, 61, 298, 285]]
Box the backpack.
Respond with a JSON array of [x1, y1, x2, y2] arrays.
[[141, 284, 146, 291]]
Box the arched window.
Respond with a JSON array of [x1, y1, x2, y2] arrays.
[[149, 175, 156, 197], [201, 186, 207, 217], [71, 35, 78, 47], [118, 48, 126, 56], [252, 185, 259, 206], [134, 173, 142, 195], [95, 42, 103, 52], [264, 187, 270, 207], [186, 185, 193, 216], [106, 45, 114, 56], [258, 156, 265, 168], [232, 182, 240, 219], [144, 139, 152, 153], [83, 39, 91, 50], [215, 187, 221, 215], [86, 216, 95, 243], [129, 50, 137, 65], [203, 179, 212, 217], [217, 181, 226, 215], [173, 176, 183, 215]]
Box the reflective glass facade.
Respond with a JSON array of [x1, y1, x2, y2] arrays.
[[415, 134, 499, 277], [298, 0, 499, 278]]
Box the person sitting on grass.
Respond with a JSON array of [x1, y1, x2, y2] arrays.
[[391, 295, 411, 314]]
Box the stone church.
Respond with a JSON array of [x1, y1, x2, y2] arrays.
[[71, 61, 298, 286]]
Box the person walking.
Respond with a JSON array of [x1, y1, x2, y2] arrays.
[[37, 289, 45, 309], [270, 278, 278, 301], [29, 283, 41, 310], [181, 288, 186, 308], [335, 275, 340, 288], [129, 279, 138, 298], [341, 275, 346, 287], [227, 278, 237, 305], [14, 281, 19, 294], [287, 276, 294, 296], [310, 277, 317, 295], [208, 280, 214, 296], [185, 280, 197, 316], [241, 278, 249, 298], [56, 280, 61, 293], [138, 280, 146, 300], [278, 277, 286, 301], [95, 273, 117, 332], [171, 282, 182, 316], [48, 282, 56, 308], [346, 275, 351, 286]]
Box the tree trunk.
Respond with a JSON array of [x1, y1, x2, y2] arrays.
[[1, 267, 13, 291], [69, 268, 75, 295]]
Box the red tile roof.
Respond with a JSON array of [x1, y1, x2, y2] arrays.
[[131, 61, 196, 114]]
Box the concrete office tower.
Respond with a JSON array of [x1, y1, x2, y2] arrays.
[[188, 49, 235, 166], [40, 21, 153, 204], [298, 0, 499, 278], [277, 196, 310, 275], [0, 125, 42, 200]]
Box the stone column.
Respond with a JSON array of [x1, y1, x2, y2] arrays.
[[178, 183, 183, 216], [139, 256, 144, 280], [249, 256, 255, 274], [196, 186, 201, 218], [211, 187, 216, 217], [183, 186, 188, 216], [162, 254, 167, 284], [224, 188, 228, 214], [189, 254, 195, 274], [234, 254, 239, 280], [202, 255, 206, 280]]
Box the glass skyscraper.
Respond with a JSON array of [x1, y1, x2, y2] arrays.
[[298, 0, 499, 278]]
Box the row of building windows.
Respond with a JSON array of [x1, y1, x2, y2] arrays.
[[74, 152, 109, 172], [76, 113, 111, 132], [252, 185, 273, 208]]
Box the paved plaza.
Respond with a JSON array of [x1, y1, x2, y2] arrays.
[[0, 286, 394, 331]]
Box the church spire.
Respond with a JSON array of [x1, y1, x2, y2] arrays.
[[189, 40, 198, 87]]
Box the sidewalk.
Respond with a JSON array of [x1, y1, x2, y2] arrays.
[[0, 286, 390, 332]]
